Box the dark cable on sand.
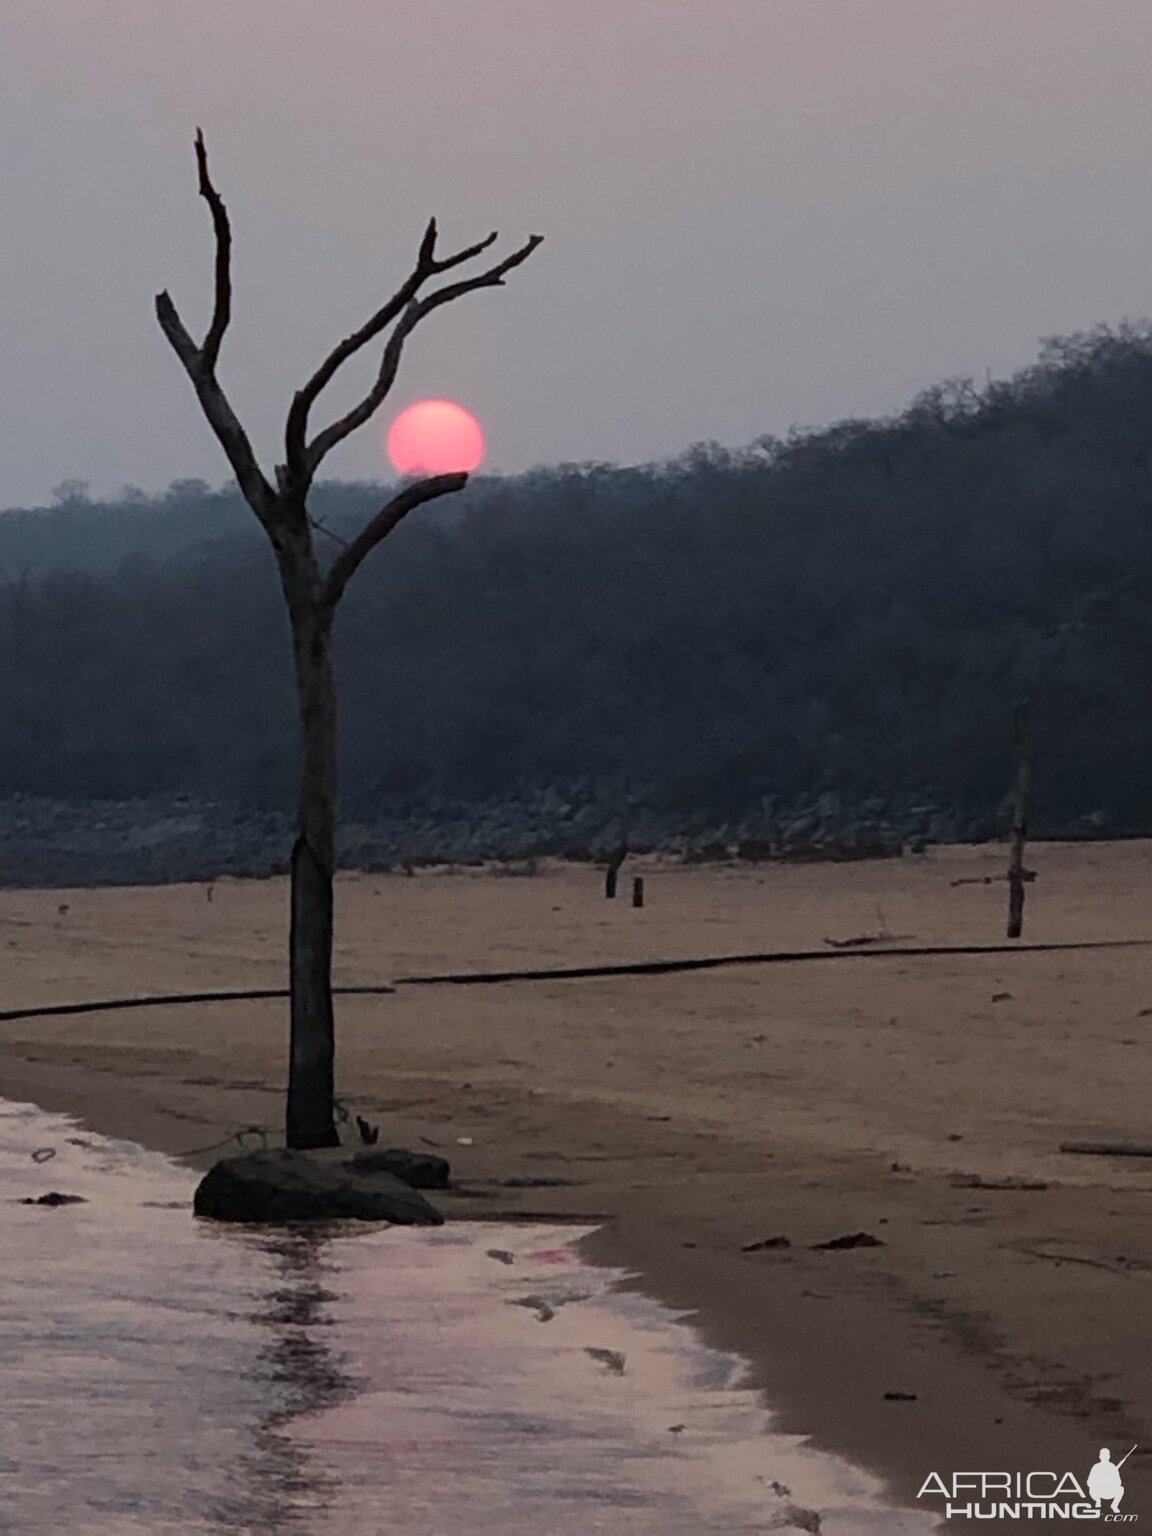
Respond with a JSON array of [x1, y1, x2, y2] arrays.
[[0, 984, 395, 1024], [2, 938, 1151, 1021], [392, 936, 1152, 986]]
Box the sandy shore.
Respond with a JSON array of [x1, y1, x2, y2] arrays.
[[3, 842, 1151, 1529]]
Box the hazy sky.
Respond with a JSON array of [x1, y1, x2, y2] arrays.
[[3, 0, 1152, 509]]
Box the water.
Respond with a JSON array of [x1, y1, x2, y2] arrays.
[[0, 1100, 939, 1534]]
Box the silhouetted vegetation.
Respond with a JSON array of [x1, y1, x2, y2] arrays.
[[4, 324, 1152, 884]]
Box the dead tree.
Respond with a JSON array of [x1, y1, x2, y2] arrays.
[[604, 840, 628, 899], [157, 132, 541, 1149], [602, 776, 632, 898], [1006, 701, 1032, 939]]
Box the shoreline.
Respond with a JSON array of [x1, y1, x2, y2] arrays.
[[7, 1054, 1147, 1532], [4, 847, 1152, 1528], [3, 1097, 937, 1536]]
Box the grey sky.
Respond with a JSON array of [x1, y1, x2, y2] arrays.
[[2, 0, 1152, 510]]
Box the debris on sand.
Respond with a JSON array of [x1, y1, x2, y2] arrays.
[[950, 1174, 1048, 1191], [485, 1175, 577, 1189], [1060, 1139, 1152, 1159], [811, 1231, 884, 1250], [513, 1295, 556, 1322], [824, 932, 900, 949], [772, 1504, 823, 1533], [584, 1347, 626, 1375]]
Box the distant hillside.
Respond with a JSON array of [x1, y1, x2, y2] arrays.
[[0, 477, 464, 573], [4, 323, 1152, 879]]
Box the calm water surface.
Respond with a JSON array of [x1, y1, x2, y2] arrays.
[[0, 1100, 938, 1534]]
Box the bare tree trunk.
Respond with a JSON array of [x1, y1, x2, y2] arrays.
[[157, 134, 541, 1155], [286, 605, 340, 1148], [604, 843, 627, 899], [1007, 701, 1032, 940], [603, 783, 631, 899]]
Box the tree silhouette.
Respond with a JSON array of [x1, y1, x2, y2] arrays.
[[157, 131, 541, 1148]]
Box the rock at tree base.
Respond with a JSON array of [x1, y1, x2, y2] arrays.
[[347, 1146, 451, 1189], [193, 1148, 444, 1224]]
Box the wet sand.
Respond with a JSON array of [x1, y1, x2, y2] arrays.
[[4, 1102, 938, 1533], [3, 842, 1152, 1529], [6, 1105, 946, 1536]]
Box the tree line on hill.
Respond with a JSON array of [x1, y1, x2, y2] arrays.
[[3, 323, 1152, 863]]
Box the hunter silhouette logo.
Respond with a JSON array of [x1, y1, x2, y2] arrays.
[[1088, 1447, 1134, 1517], [917, 1444, 1138, 1521]]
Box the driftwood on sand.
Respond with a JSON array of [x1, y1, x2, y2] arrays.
[[1059, 1139, 1152, 1158]]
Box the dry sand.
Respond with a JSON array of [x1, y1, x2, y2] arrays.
[[3, 841, 1152, 1529]]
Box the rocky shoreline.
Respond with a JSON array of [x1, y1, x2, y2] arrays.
[[0, 790, 1120, 889]]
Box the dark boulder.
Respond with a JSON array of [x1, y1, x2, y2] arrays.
[[347, 1146, 451, 1190], [193, 1147, 444, 1224]]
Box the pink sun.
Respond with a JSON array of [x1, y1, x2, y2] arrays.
[[386, 399, 485, 475]]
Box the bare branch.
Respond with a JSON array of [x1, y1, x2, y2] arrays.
[[154, 289, 201, 373], [283, 220, 508, 484], [155, 133, 282, 533], [422, 232, 545, 304], [284, 260, 429, 482], [306, 232, 543, 474], [155, 290, 276, 525], [416, 216, 438, 269], [428, 227, 500, 272], [319, 472, 468, 609], [193, 129, 231, 373]]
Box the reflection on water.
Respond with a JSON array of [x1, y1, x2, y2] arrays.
[[244, 1232, 358, 1529], [0, 1100, 939, 1534]]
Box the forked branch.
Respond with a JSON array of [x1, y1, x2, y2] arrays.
[[157, 132, 542, 580], [288, 225, 543, 484], [155, 293, 276, 524], [155, 132, 277, 527], [319, 472, 468, 609], [284, 220, 503, 479]]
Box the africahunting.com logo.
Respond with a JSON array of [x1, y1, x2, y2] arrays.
[[918, 1446, 1138, 1522]]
